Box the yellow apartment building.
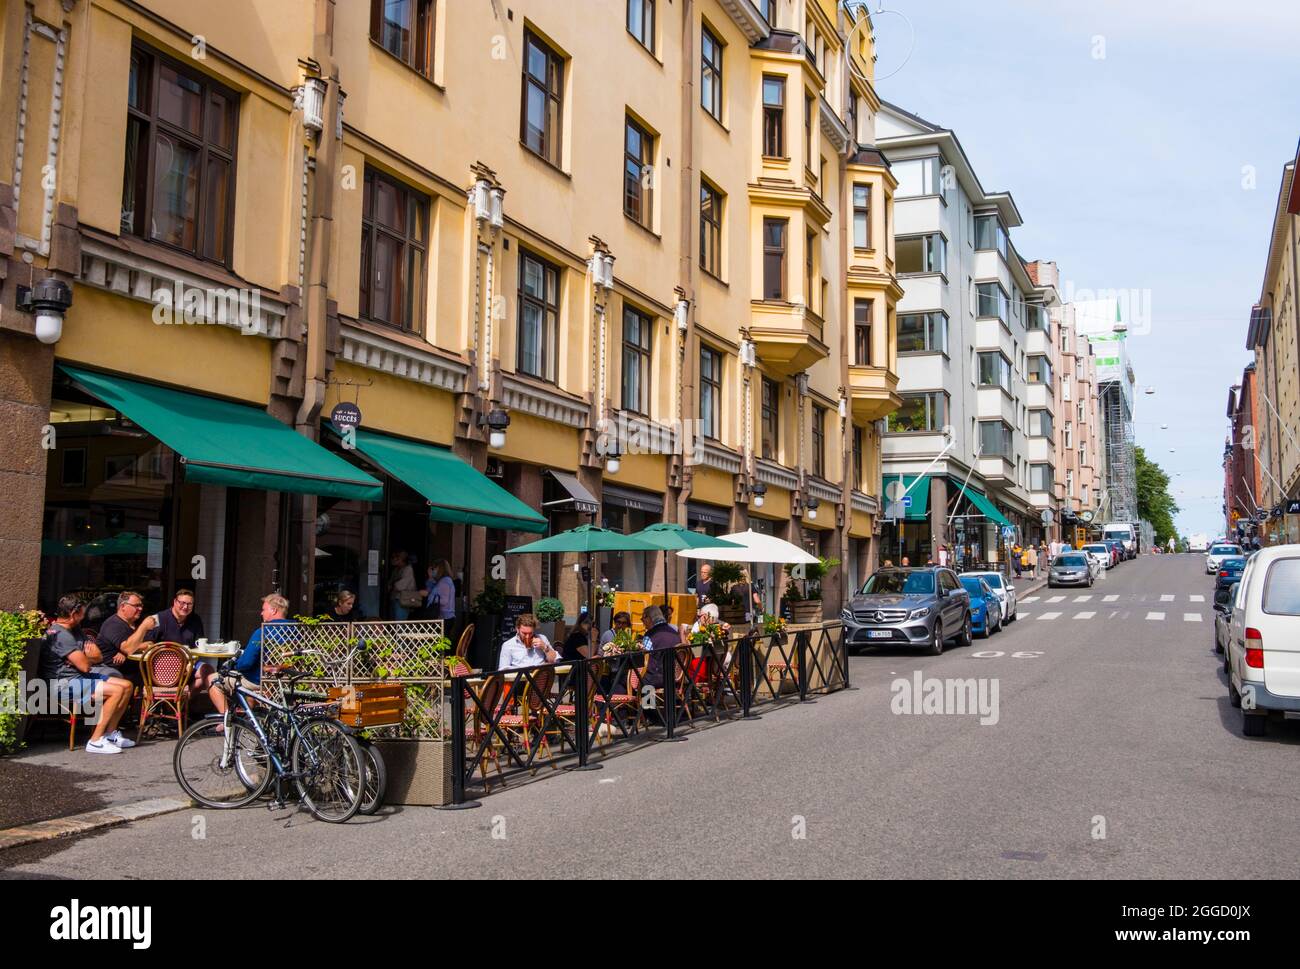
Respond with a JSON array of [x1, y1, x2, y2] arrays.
[[0, 0, 900, 636]]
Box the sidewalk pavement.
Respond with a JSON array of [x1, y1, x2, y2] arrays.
[[0, 730, 188, 852]]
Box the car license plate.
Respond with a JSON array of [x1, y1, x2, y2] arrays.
[[868, 630, 892, 639]]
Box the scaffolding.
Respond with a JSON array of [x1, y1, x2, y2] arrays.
[[1101, 381, 1137, 521]]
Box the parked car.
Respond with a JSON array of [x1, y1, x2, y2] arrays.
[[1213, 555, 1247, 591], [1049, 552, 1095, 588], [963, 570, 1016, 623], [842, 567, 972, 655], [959, 575, 1002, 637], [1205, 543, 1242, 574], [1214, 581, 1236, 668], [1103, 540, 1125, 566], [1081, 543, 1114, 571], [1223, 546, 1300, 736]]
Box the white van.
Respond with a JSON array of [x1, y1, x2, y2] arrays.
[[1102, 522, 1137, 559], [1224, 545, 1300, 736]]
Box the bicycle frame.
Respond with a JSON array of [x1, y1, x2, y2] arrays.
[[216, 681, 327, 784]]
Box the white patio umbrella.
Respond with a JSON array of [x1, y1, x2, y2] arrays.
[[675, 530, 818, 565]]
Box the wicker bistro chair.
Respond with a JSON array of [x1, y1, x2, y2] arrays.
[[136, 642, 194, 741], [454, 623, 475, 660]]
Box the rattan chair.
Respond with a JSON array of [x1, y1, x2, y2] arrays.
[[136, 642, 194, 741]]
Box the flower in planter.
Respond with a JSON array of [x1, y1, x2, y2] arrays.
[[601, 627, 641, 656], [761, 613, 788, 635]]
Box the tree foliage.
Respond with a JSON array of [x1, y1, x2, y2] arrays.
[[1135, 446, 1180, 546]]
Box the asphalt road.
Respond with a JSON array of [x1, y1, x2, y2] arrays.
[[4, 554, 1297, 879]]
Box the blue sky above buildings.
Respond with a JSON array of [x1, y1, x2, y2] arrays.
[[873, 0, 1300, 535]]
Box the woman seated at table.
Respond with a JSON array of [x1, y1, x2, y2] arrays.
[[560, 612, 594, 662], [323, 589, 365, 622]]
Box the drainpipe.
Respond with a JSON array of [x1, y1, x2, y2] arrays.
[[674, 0, 697, 589], [296, 0, 338, 436]]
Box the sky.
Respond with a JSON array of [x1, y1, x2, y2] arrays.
[[870, 0, 1300, 537]]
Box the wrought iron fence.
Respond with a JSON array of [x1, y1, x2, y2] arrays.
[[448, 621, 848, 803]]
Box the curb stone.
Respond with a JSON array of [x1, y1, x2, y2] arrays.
[[0, 796, 191, 853]]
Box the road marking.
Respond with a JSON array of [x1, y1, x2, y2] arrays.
[[1184, 613, 1202, 623], [1103, 595, 1119, 602], [1022, 597, 1040, 604], [1160, 594, 1175, 602], [1109, 611, 1119, 619], [1189, 595, 1205, 603], [1037, 612, 1062, 620], [1074, 611, 1096, 619], [1146, 611, 1165, 621], [1073, 595, 1093, 602], [1047, 596, 1065, 603]]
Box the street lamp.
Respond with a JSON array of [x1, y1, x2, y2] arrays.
[[480, 407, 510, 449], [750, 480, 767, 509]]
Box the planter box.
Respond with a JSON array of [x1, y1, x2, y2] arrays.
[[716, 602, 747, 625], [789, 601, 823, 624], [373, 739, 453, 806], [14, 637, 43, 745]]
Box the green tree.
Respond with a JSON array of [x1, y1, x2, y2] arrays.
[[1134, 446, 1180, 546]]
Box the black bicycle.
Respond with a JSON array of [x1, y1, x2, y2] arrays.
[[173, 660, 367, 823]]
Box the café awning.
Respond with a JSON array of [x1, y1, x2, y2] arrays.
[[886, 473, 931, 521], [949, 476, 1012, 528], [332, 425, 548, 533], [59, 365, 383, 502]]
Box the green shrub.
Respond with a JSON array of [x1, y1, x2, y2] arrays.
[[535, 597, 566, 623]]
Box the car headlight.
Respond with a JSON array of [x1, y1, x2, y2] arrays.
[[908, 607, 931, 621], [841, 608, 853, 622]]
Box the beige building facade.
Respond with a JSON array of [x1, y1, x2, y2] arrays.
[[0, 0, 900, 631]]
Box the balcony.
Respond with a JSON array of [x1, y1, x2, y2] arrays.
[[749, 300, 829, 376], [848, 364, 902, 421]]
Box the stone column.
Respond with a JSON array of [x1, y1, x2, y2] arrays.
[[0, 338, 53, 610]]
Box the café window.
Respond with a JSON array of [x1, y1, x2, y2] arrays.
[[370, 0, 436, 77], [360, 168, 429, 332], [699, 346, 722, 439], [518, 249, 561, 381], [522, 30, 564, 167], [761, 377, 780, 460], [887, 392, 947, 433], [122, 45, 238, 265], [621, 306, 652, 414]]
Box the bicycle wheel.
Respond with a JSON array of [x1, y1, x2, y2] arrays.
[[290, 718, 365, 823], [357, 738, 387, 816], [174, 718, 273, 809]]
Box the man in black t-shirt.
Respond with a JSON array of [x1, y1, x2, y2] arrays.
[[91, 591, 152, 684], [143, 589, 206, 648]]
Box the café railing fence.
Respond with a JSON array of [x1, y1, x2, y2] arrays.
[[449, 620, 848, 804]]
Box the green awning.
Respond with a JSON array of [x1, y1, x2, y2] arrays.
[[885, 474, 931, 521], [59, 365, 383, 502], [332, 425, 547, 533], [948, 476, 1012, 528]]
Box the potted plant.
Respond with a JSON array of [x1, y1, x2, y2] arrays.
[[707, 561, 748, 624], [596, 582, 616, 633], [784, 557, 840, 623], [1, 608, 49, 752], [760, 612, 789, 643], [535, 597, 566, 644]]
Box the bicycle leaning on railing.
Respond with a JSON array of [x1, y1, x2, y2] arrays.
[[172, 656, 368, 823]]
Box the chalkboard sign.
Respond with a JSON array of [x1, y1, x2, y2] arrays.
[[500, 595, 534, 640], [779, 598, 794, 621]]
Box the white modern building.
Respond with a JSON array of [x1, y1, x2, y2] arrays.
[[877, 102, 1057, 565]]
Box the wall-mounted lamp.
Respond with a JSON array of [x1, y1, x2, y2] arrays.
[[739, 339, 757, 369], [750, 480, 767, 509], [590, 253, 614, 291], [604, 440, 622, 475], [472, 179, 492, 223], [480, 407, 510, 449], [489, 187, 505, 230], [17, 277, 73, 345], [805, 496, 820, 521], [674, 297, 690, 333], [298, 77, 327, 131]]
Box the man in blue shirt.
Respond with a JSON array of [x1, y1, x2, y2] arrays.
[[205, 594, 294, 716]]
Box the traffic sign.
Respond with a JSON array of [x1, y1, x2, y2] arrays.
[[1256, 510, 1269, 523], [1287, 500, 1300, 515], [901, 496, 913, 508]]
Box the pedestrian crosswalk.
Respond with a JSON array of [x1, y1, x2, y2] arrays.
[[1014, 592, 1211, 624]]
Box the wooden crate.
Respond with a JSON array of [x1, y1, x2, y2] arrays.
[[613, 592, 698, 632], [327, 683, 407, 729]]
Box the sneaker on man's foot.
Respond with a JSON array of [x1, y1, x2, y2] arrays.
[[105, 730, 136, 749], [85, 738, 122, 754]]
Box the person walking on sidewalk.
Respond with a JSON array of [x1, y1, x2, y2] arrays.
[[1026, 544, 1038, 578]]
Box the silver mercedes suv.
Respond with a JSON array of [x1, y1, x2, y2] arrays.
[[841, 567, 972, 655]]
